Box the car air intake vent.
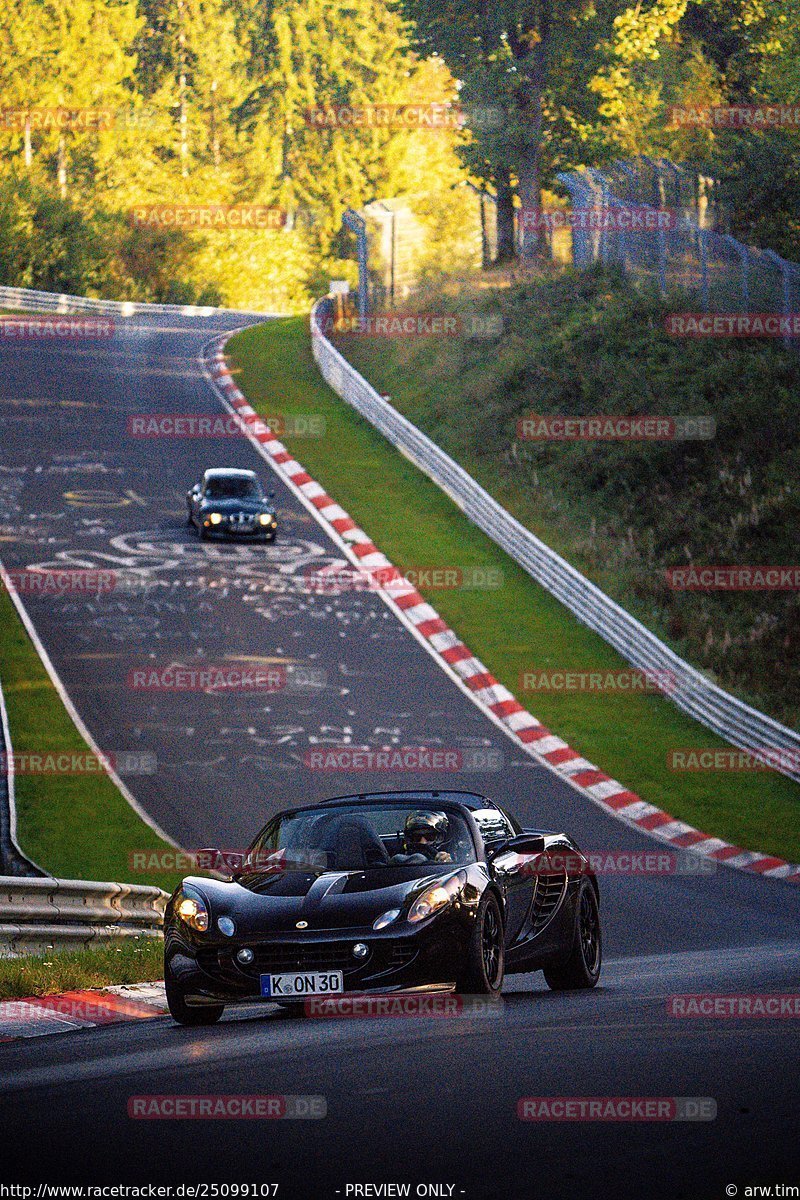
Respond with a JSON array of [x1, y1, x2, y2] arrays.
[[531, 871, 567, 934], [251, 942, 360, 973]]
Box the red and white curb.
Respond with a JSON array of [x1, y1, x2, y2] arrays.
[[202, 340, 800, 887], [0, 982, 166, 1042]]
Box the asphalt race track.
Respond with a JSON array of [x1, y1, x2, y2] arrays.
[[0, 310, 798, 1198]]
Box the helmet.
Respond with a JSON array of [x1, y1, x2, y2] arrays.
[[404, 810, 449, 855]]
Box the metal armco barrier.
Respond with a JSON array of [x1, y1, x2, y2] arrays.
[[0, 282, 269, 318], [310, 296, 800, 784], [0, 876, 168, 955]]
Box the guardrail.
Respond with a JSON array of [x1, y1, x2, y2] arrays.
[[0, 282, 270, 318], [310, 296, 800, 784], [0, 876, 168, 955]]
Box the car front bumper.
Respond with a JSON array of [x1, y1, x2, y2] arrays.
[[165, 917, 471, 1007]]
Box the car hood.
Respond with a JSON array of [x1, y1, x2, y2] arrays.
[[182, 867, 456, 934], [199, 498, 273, 515]]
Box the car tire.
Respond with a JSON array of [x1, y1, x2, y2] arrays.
[[165, 972, 224, 1026], [543, 879, 601, 991], [198, 524, 209, 541], [457, 893, 504, 995]]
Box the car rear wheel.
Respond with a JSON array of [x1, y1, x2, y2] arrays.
[[543, 879, 601, 990], [165, 972, 224, 1026], [457, 893, 504, 995]]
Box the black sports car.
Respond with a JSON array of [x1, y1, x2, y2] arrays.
[[164, 790, 601, 1025], [187, 468, 277, 541]]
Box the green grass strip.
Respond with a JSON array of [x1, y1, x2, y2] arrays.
[[0, 938, 163, 999], [0, 583, 181, 888], [227, 317, 800, 864]]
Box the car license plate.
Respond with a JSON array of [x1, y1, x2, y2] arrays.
[[261, 970, 344, 999]]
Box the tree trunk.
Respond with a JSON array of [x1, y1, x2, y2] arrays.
[[495, 168, 516, 263], [57, 134, 67, 199], [513, 0, 551, 259], [517, 153, 543, 258]]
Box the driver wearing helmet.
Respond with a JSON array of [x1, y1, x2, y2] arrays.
[[390, 811, 452, 864]]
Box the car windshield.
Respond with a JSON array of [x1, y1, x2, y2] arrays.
[[204, 475, 262, 500], [244, 805, 477, 873]]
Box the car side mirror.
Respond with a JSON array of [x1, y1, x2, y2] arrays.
[[268, 489, 276, 501], [489, 834, 546, 859], [489, 834, 547, 878]]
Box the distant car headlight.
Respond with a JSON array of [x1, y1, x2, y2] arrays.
[[175, 885, 210, 932], [373, 907, 401, 930], [208, 512, 223, 525], [258, 513, 272, 526], [407, 871, 467, 924]]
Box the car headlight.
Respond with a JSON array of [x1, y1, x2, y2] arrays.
[[373, 907, 401, 930], [208, 512, 223, 525], [175, 885, 209, 932], [258, 513, 272, 526], [407, 871, 467, 924]]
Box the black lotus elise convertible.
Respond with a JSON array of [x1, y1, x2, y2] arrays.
[[163, 790, 601, 1025]]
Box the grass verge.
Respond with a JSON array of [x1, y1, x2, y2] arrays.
[[0, 583, 182, 888], [0, 938, 163, 999], [227, 315, 800, 864]]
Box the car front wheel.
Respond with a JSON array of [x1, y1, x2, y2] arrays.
[[165, 970, 224, 1026], [543, 879, 601, 990], [457, 893, 504, 995]]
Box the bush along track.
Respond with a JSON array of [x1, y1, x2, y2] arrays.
[[218, 321, 799, 881]]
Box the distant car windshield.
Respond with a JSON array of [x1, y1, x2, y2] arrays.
[[204, 476, 262, 500], [244, 805, 477, 873]]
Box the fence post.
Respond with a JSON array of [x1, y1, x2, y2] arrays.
[[763, 249, 791, 348], [724, 235, 750, 313], [342, 208, 368, 321], [657, 226, 667, 296], [556, 172, 592, 268], [698, 228, 709, 311]]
